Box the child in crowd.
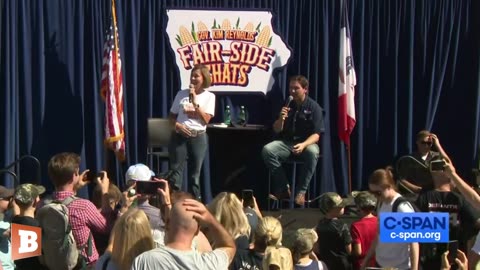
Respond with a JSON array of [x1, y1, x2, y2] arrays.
[[230, 216, 284, 270], [363, 168, 419, 270], [350, 191, 378, 270], [315, 192, 352, 270], [12, 183, 46, 270], [292, 228, 328, 270]]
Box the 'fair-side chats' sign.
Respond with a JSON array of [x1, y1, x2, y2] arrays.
[[166, 10, 291, 94]]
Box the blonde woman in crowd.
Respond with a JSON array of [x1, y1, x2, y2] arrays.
[[362, 168, 419, 270], [258, 216, 293, 270], [95, 209, 155, 270], [230, 216, 287, 269], [208, 192, 251, 250]]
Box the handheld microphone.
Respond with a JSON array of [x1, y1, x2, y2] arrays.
[[285, 95, 294, 107], [281, 96, 294, 120], [189, 84, 194, 103]]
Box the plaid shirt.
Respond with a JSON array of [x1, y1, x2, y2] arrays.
[[50, 191, 116, 265]]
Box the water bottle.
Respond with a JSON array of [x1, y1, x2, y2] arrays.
[[224, 105, 231, 126], [238, 106, 247, 125]]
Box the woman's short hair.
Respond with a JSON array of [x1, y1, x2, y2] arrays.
[[192, 64, 211, 88], [47, 152, 80, 187], [111, 209, 155, 270], [207, 192, 250, 239]]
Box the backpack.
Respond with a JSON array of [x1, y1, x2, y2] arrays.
[[391, 196, 420, 212], [391, 196, 439, 267], [36, 196, 92, 270]]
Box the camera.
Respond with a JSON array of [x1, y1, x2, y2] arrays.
[[242, 189, 254, 208], [86, 171, 105, 182], [135, 181, 165, 195], [430, 159, 446, 172]]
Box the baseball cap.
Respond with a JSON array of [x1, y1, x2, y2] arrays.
[[14, 183, 46, 205], [293, 228, 318, 254], [352, 191, 377, 209], [0, 186, 14, 200], [263, 246, 293, 270], [318, 192, 350, 214], [125, 163, 155, 185]]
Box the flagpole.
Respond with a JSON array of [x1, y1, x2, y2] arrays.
[[347, 144, 352, 194]]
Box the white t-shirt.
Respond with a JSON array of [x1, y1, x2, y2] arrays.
[[375, 194, 415, 269], [131, 246, 229, 270], [170, 89, 216, 131]]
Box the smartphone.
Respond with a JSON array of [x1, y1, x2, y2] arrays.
[[448, 240, 458, 265], [135, 181, 165, 195], [430, 160, 446, 171], [242, 189, 254, 207], [86, 171, 105, 182]]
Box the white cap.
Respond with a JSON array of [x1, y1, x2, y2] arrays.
[[125, 163, 155, 184]]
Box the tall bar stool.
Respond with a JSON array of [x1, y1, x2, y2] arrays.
[[267, 155, 321, 210]]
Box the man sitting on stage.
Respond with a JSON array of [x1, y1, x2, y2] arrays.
[[262, 75, 325, 205]]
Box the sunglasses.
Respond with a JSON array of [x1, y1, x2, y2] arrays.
[[369, 190, 383, 196], [420, 141, 432, 145]]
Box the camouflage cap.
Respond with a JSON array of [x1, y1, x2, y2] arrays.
[[14, 183, 45, 205], [353, 191, 377, 209], [318, 192, 349, 214]]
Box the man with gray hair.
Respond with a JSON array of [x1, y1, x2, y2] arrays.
[[132, 199, 236, 269]]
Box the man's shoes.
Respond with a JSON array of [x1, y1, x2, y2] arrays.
[[269, 188, 291, 201], [295, 192, 306, 205]]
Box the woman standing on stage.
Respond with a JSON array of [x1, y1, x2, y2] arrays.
[[168, 64, 216, 201]]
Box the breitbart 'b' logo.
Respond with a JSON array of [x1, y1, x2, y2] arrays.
[[11, 223, 42, 260]]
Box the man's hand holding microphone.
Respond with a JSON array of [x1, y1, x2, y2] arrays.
[[273, 96, 293, 133], [280, 96, 293, 121]]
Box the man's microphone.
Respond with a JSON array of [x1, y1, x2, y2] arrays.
[[282, 96, 293, 120], [285, 95, 293, 107], [189, 84, 194, 104]]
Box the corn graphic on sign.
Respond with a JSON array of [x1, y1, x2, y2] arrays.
[[166, 9, 291, 94]]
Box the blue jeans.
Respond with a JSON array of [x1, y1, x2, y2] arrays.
[[261, 140, 319, 194], [168, 132, 208, 200]]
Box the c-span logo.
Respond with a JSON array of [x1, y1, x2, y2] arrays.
[[379, 212, 449, 243], [11, 223, 42, 260]]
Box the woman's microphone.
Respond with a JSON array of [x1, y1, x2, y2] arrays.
[[189, 84, 195, 103]]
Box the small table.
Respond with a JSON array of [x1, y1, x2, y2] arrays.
[[207, 123, 270, 197]]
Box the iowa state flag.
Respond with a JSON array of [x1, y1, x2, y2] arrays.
[[100, 0, 125, 161], [338, 3, 357, 147]]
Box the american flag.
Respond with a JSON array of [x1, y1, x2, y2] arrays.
[[338, 1, 357, 147], [100, 2, 125, 161]]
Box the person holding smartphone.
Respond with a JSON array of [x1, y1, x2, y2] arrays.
[[125, 164, 164, 231], [398, 130, 451, 194]]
